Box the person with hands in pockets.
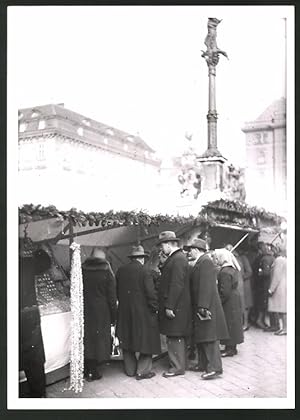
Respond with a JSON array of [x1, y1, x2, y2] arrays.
[[157, 231, 192, 378]]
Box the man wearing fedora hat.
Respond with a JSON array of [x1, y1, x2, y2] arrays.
[[187, 238, 229, 380], [116, 245, 161, 380], [156, 231, 192, 378]]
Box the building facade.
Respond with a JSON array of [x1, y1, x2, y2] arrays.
[[242, 97, 287, 214], [18, 104, 161, 212]]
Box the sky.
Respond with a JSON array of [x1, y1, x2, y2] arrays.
[[8, 5, 291, 166]]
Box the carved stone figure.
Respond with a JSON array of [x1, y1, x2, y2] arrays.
[[201, 18, 228, 67]]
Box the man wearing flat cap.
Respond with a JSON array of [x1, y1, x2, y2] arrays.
[[187, 238, 229, 379], [157, 231, 192, 377], [116, 245, 161, 380]]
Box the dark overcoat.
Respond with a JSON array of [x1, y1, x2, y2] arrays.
[[256, 253, 275, 311], [217, 266, 244, 346], [190, 254, 229, 343], [116, 260, 161, 355], [239, 254, 253, 309], [158, 249, 192, 337], [19, 248, 52, 370], [82, 257, 117, 362]]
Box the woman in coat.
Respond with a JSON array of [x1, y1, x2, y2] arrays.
[[116, 245, 161, 380], [225, 245, 245, 319], [82, 248, 117, 381], [214, 248, 244, 357], [268, 247, 287, 335]]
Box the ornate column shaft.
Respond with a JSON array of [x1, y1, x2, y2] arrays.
[[201, 18, 228, 158]]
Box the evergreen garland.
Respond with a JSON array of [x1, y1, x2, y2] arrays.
[[19, 200, 284, 231]]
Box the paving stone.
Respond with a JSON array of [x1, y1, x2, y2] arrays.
[[46, 327, 287, 398]]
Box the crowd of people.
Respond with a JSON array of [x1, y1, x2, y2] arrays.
[[19, 230, 287, 397], [81, 231, 287, 383]]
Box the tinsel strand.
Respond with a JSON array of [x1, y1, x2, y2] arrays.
[[68, 242, 84, 393]]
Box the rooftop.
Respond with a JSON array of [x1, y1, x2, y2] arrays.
[[18, 103, 160, 165], [242, 97, 286, 132]]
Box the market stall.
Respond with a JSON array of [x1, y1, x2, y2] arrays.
[[18, 201, 286, 388], [18, 206, 198, 386]]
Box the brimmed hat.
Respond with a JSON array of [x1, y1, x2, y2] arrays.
[[128, 245, 147, 258], [157, 231, 180, 245], [186, 238, 207, 251]]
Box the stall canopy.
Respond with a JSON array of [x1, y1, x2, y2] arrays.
[[19, 199, 285, 271]]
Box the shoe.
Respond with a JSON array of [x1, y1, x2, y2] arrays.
[[201, 371, 222, 380], [162, 371, 185, 378], [275, 330, 287, 336], [86, 371, 102, 382], [263, 326, 278, 332], [243, 325, 250, 332], [255, 322, 268, 330], [189, 365, 205, 372], [136, 372, 156, 380], [221, 350, 235, 357]]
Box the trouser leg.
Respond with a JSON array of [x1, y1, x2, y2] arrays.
[[196, 344, 208, 371], [137, 354, 153, 375], [270, 312, 280, 330], [166, 336, 186, 373], [243, 308, 249, 327], [202, 341, 223, 373], [122, 349, 137, 377], [23, 359, 46, 398]]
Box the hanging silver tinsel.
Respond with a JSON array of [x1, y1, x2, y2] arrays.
[[68, 242, 84, 393]]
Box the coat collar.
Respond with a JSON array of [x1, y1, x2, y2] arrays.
[[164, 248, 183, 266], [82, 257, 109, 271], [193, 252, 210, 270]]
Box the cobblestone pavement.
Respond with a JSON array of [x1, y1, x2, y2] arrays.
[[46, 327, 286, 399]]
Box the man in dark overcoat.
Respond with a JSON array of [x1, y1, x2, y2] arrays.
[[157, 231, 191, 377], [116, 245, 161, 380], [187, 239, 229, 380], [19, 237, 52, 397], [82, 248, 117, 381]]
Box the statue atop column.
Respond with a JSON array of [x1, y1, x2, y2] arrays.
[[201, 18, 228, 67]]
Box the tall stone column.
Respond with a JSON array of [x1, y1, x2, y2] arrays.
[[201, 18, 228, 158], [197, 18, 228, 197]]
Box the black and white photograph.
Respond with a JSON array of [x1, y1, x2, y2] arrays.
[[7, 4, 294, 410]]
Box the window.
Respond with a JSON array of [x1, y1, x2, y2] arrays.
[[38, 120, 46, 130], [37, 143, 45, 161], [19, 123, 26, 133], [82, 119, 91, 126], [77, 127, 83, 136], [255, 133, 261, 141], [105, 128, 114, 136]]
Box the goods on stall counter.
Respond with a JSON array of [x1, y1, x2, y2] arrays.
[[35, 272, 70, 316]]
